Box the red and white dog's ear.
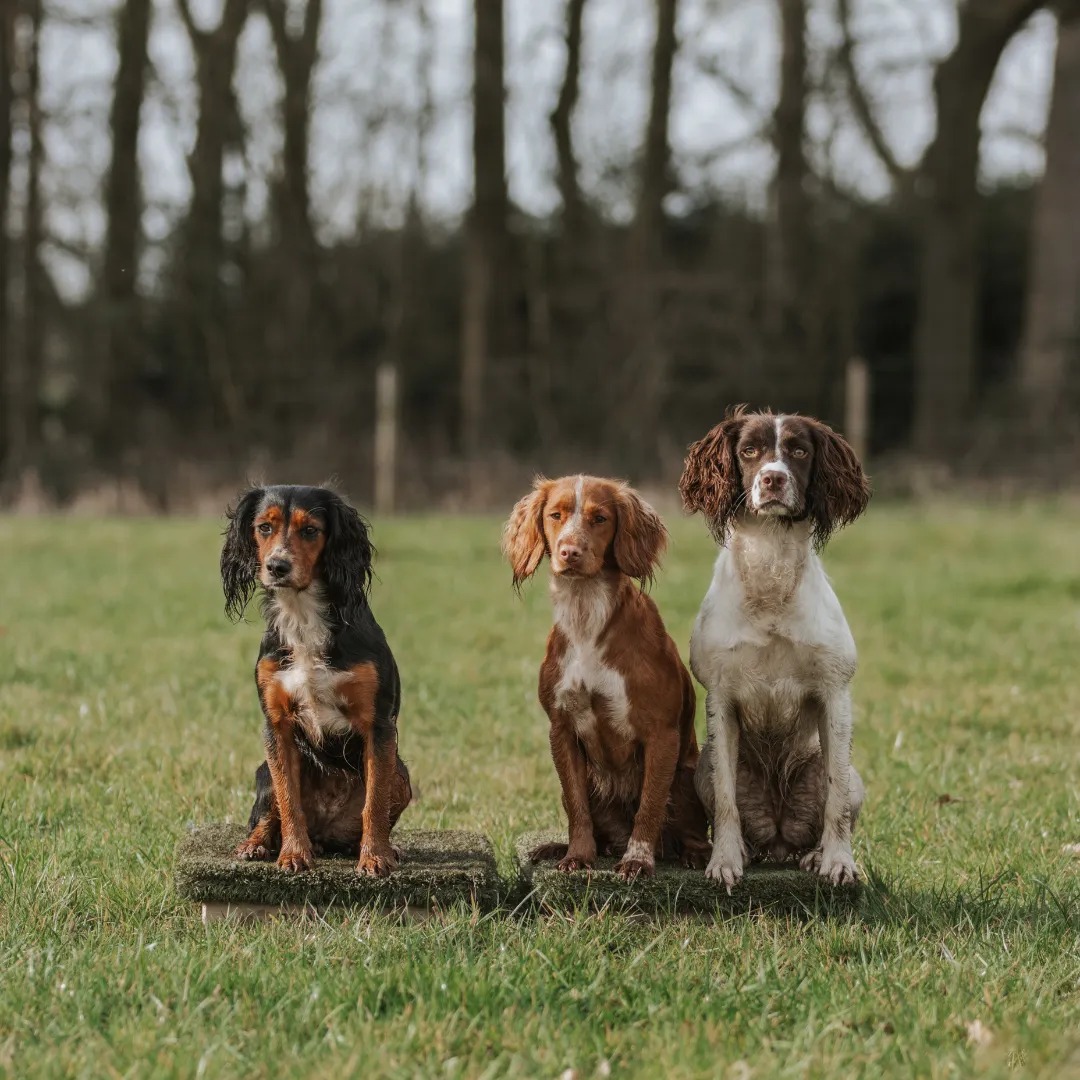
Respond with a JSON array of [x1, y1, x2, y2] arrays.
[[502, 478, 552, 589], [678, 406, 747, 542], [804, 419, 871, 549], [613, 486, 667, 586]]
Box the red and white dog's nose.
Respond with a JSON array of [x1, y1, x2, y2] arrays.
[[559, 543, 582, 563]]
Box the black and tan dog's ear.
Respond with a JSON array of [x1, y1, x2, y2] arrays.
[[678, 405, 748, 542], [613, 486, 667, 587], [221, 487, 263, 621], [322, 493, 374, 625], [502, 478, 551, 590], [804, 420, 871, 550]]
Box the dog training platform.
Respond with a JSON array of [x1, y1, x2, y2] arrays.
[[175, 824, 500, 922], [514, 832, 860, 915]]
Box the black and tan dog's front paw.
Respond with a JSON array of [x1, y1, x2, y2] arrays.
[[276, 844, 315, 873], [357, 844, 398, 877], [234, 839, 274, 862]]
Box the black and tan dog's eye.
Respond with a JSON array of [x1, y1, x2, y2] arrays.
[[300, 525, 319, 540], [257, 522, 273, 537]]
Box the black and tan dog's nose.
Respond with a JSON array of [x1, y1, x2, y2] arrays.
[[267, 556, 292, 579]]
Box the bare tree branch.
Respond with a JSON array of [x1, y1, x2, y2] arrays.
[[174, 0, 203, 45], [692, 55, 766, 125], [836, 0, 913, 193]]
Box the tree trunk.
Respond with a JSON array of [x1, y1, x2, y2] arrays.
[[1018, 3, 1080, 429], [551, 0, 587, 238], [0, 2, 13, 477], [175, 0, 248, 436], [609, 0, 677, 475], [262, 0, 320, 262], [461, 0, 510, 466], [97, 0, 152, 468], [7, 0, 45, 484], [764, 0, 814, 413], [912, 0, 1041, 459]]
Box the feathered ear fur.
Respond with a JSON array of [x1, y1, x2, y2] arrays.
[[221, 487, 264, 621], [804, 420, 871, 550], [321, 493, 375, 627], [678, 405, 748, 543], [502, 479, 551, 591], [613, 486, 667, 586]]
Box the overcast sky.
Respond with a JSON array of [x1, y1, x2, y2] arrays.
[[32, 0, 1058, 299]]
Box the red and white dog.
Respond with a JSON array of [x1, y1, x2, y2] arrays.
[[504, 475, 710, 881]]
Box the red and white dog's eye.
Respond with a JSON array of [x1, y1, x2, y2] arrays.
[[593, 515, 607, 525], [549, 511, 562, 521]]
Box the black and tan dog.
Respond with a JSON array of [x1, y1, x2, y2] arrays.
[[221, 485, 411, 876]]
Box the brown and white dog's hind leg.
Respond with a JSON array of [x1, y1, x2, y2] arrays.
[[697, 691, 747, 891], [800, 689, 860, 885]]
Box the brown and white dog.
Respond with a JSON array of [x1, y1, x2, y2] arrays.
[[504, 475, 711, 880], [679, 408, 871, 888]]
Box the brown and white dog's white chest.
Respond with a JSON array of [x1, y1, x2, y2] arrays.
[[549, 578, 632, 740]]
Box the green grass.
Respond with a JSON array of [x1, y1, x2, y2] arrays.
[[3, 503, 1080, 1078]]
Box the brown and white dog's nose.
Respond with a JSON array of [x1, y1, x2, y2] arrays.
[[267, 556, 292, 580], [558, 543, 582, 564], [760, 471, 787, 492]]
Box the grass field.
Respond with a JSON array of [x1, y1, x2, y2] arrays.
[[2, 503, 1080, 1078]]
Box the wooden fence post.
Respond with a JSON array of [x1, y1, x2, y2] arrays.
[[845, 356, 870, 464], [374, 362, 397, 515]]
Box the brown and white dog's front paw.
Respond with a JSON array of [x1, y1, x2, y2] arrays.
[[276, 842, 315, 873], [357, 843, 399, 877], [555, 840, 597, 873], [800, 845, 859, 886], [614, 839, 655, 881]]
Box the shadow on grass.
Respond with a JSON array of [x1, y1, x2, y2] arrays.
[[853, 861, 1080, 934]]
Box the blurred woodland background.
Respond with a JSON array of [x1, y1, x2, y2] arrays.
[[0, 0, 1078, 510]]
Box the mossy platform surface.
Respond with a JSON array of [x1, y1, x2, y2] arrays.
[[513, 831, 860, 916], [175, 823, 500, 911]]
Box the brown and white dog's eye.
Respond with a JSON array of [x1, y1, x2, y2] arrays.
[[791, 447, 808, 459], [740, 446, 758, 458], [257, 522, 273, 537]]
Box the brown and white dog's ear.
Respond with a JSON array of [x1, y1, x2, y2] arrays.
[[804, 420, 871, 549], [613, 486, 668, 586], [678, 406, 747, 542], [502, 478, 551, 590]]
